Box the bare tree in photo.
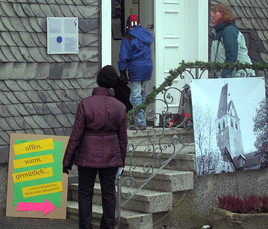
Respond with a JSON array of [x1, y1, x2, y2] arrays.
[[194, 105, 219, 175], [253, 99, 268, 168]]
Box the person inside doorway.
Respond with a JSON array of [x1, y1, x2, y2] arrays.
[[118, 14, 153, 130]]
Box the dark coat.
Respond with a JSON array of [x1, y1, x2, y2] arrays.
[[113, 77, 133, 112], [63, 87, 128, 168]]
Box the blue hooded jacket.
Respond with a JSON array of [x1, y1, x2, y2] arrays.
[[118, 25, 153, 81]]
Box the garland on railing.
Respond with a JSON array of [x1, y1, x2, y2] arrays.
[[127, 61, 268, 121]]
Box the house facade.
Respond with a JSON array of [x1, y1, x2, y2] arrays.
[[0, 0, 267, 221]]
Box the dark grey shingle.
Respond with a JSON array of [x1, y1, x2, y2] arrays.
[[1, 32, 16, 46], [30, 4, 46, 17], [33, 129, 45, 135], [55, 114, 71, 127], [26, 90, 42, 102], [24, 103, 37, 115], [0, 146, 9, 163], [0, 81, 11, 91], [54, 127, 65, 135], [16, 80, 34, 91], [59, 102, 71, 113], [65, 101, 78, 113], [65, 89, 81, 101], [24, 116, 40, 128], [14, 116, 28, 129], [44, 114, 62, 128], [13, 3, 27, 17], [6, 105, 20, 116], [1, 17, 15, 32], [5, 117, 22, 130], [47, 102, 62, 115], [0, 105, 11, 117], [48, 63, 65, 79], [77, 88, 91, 99], [5, 80, 23, 91], [79, 18, 99, 33], [32, 103, 51, 115], [54, 90, 69, 102], [43, 128, 56, 135], [1, 46, 17, 61], [14, 92, 32, 103], [1, 2, 17, 17], [66, 113, 75, 124], [32, 115, 51, 128], [63, 127, 72, 136], [29, 80, 44, 90], [39, 4, 55, 17], [39, 90, 54, 103], [21, 4, 35, 17], [45, 91, 61, 102], [15, 104, 30, 116], [4, 92, 20, 104], [0, 118, 12, 131]]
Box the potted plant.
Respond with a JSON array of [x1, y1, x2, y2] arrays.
[[209, 195, 268, 229]]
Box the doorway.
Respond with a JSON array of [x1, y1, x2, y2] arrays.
[[111, 0, 155, 97]]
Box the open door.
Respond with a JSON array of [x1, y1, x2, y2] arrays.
[[154, 0, 208, 123], [154, 0, 186, 116]]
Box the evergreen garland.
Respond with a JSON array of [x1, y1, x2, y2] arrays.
[[127, 61, 268, 121]]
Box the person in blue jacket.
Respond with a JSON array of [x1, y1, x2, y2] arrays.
[[118, 14, 153, 130], [210, 3, 255, 78]]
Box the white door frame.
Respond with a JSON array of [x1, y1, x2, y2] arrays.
[[102, 0, 112, 66]]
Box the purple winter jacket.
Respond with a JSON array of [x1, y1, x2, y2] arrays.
[[63, 87, 128, 168]]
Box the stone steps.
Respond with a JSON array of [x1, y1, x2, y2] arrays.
[[69, 182, 172, 213], [126, 144, 196, 172], [66, 127, 196, 228], [121, 166, 194, 192], [67, 201, 153, 229], [127, 127, 194, 146]]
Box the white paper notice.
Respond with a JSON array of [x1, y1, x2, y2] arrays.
[[47, 17, 78, 54]]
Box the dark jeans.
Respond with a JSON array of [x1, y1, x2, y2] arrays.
[[78, 166, 118, 229]]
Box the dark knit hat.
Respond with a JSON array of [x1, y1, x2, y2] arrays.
[[97, 65, 118, 88], [126, 14, 140, 28]]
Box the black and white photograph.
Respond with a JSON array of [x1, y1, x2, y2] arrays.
[[191, 77, 267, 175]]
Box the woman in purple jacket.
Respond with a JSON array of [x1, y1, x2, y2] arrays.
[[62, 65, 128, 229]]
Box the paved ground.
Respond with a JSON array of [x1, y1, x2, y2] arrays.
[[0, 215, 79, 229]]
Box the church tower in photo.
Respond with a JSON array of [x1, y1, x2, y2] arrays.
[[216, 83, 244, 166]]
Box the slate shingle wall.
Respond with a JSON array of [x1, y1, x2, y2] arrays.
[[211, 0, 268, 64], [0, 0, 100, 163]]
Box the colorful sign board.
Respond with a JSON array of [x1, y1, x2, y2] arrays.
[[6, 133, 69, 219]]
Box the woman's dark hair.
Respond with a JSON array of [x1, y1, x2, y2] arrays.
[[212, 3, 236, 23]]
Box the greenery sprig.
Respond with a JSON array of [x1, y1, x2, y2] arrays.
[[127, 61, 268, 121]]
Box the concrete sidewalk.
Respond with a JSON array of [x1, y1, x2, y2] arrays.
[[0, 215, 78, 229]]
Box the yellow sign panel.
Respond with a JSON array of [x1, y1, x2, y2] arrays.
[[13, 138, 54, 155], [22, 181, 63, 198], [13, 167, 53, 183], [13, 154, 54, 169]]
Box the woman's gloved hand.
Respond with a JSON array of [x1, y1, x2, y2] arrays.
[[120, 70, 128, 84], [63, 165, 72, 175]]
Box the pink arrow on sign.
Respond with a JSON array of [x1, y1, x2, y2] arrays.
[[17, 199, 56, 215]]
